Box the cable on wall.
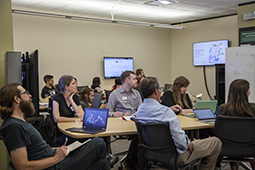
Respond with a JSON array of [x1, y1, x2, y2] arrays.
[[203, 66, 213, 100]]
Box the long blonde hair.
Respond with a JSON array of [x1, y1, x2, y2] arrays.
[[171, 76, 190, 108]]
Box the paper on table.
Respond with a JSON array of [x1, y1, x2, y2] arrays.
[[116, 116, 134, 121], [196, 93, 203, 98], [67, 138, 91, 154]]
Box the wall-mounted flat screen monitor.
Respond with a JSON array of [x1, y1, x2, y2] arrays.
[[193, 39, 229, 66], [104, 57, 133, 79]]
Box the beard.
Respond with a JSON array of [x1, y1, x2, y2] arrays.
[[20, 99, 36, 116]]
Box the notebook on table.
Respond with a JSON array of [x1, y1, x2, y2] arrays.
[[66, 108, 108, 134], [193, 108, 215, 124], [195, 100, 218, 114]]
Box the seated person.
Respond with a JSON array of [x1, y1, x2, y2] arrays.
[[216, 79, 255, 170], [107, 71, 142, 117], [135, 68, 146, 77], [161, 76, 193, 114], [111, 77, 121, 91], [0, 83, 109, 170], [52, 75, 84, 144], [135, 75, 145, 102], [41, 74, 56, 98], [79, 87, 107, 110], [91, 77, 106, 100], [136, 77, 222, 170]]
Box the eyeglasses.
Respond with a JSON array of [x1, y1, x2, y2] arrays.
[[157, 88, 163, 92], [20, 90, 29, 95]]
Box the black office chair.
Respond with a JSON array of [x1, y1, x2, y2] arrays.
[[215, 115, 255, 170], [0, 134, 16, 170], [131, 117, 202, 170]]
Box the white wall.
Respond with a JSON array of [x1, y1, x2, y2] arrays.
[[13, 13, 172, 91], [13, 14, 239, 99], [170, 16, 238, 100]]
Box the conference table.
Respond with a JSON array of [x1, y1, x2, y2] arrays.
[[58, 116, 214, 153]]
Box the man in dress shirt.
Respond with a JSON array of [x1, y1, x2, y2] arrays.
[[136, 77, 222, 170], [107, 70, 142, 117]]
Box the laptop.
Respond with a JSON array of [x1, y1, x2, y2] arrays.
[[193, 108, 215, 124], [91, 93, 102, 108], [195, 100, 218, 114], [66, 108, 108, 134]]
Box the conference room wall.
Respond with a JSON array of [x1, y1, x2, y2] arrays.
[[170, 15, 238, 100], [12, 13, 172, 92]]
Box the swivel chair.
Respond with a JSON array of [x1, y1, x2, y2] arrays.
[[0, 134, 16, 170], [131, 117, 202, 170], [215, 115, 255, 170]]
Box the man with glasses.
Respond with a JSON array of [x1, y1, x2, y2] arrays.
[[136, 77, 222, 170], [0, 83, 109, 170]]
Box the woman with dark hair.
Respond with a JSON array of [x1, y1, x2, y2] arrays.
[[111, 77, 122, 91], [216, 79, 255, 170], [91, 77, 101, 92], [161, 76, 193, 114], [91, 77, 106, 100], [52, 75, 84, 123], [217, 79, 255, 117]]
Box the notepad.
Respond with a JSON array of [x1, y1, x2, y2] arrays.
[[67, 139, 91, 154]]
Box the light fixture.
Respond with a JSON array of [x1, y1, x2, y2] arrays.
[[144, 0, 173, 6], [12, 9, 185, 29]]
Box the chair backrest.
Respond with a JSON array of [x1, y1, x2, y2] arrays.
[[0, 134, 16, 170], [131, 117, 178, 169], [91, 93, 102, 108], [164, 83, 172, 91], [215, 115, 255, 158]]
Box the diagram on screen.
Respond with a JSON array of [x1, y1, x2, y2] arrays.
[[208, 43, 224, 63]]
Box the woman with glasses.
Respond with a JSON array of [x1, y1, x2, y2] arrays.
[[161, 76, 193, 114]]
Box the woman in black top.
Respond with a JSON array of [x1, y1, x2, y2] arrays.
[[162, 76, 193, 114], [216, 79, 255, 170], [52, 75, 84, 123]]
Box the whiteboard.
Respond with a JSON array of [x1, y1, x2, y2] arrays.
[[225, 46, 255, 102]]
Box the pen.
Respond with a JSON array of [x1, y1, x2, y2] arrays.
[[64, 137, 68, 146]]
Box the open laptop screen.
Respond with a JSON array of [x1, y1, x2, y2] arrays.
[[193, 108, 215, 120], [83, 108, 108, 129]]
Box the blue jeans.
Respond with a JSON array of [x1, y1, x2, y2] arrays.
[[47, 137, 109, 170]]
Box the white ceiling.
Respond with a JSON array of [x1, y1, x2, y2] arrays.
[[11, 0, 255, 25]]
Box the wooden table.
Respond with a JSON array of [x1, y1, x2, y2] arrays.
[[58, 116, 214, 138], [58, 117, 137, 138], [58, 116, 214, 153], [178, 115, 214, 139]]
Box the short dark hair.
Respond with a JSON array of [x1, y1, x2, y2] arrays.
[[120, 71, 135, 83], [0, 83, 21, 119], [140, 77, 159, 98], [136, 69, 143, 76], [43, 75, 54, 83]]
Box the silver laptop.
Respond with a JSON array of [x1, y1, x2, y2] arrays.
[[193, 108, 215, 124]]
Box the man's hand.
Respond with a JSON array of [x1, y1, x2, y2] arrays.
[[54, 145, 68, 162], [99, 103, 107, 109], [187, 143, 193, 151], [170, 105, 183, 115], [113, 111, 123, 117], [124, 113, 131, 116]]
